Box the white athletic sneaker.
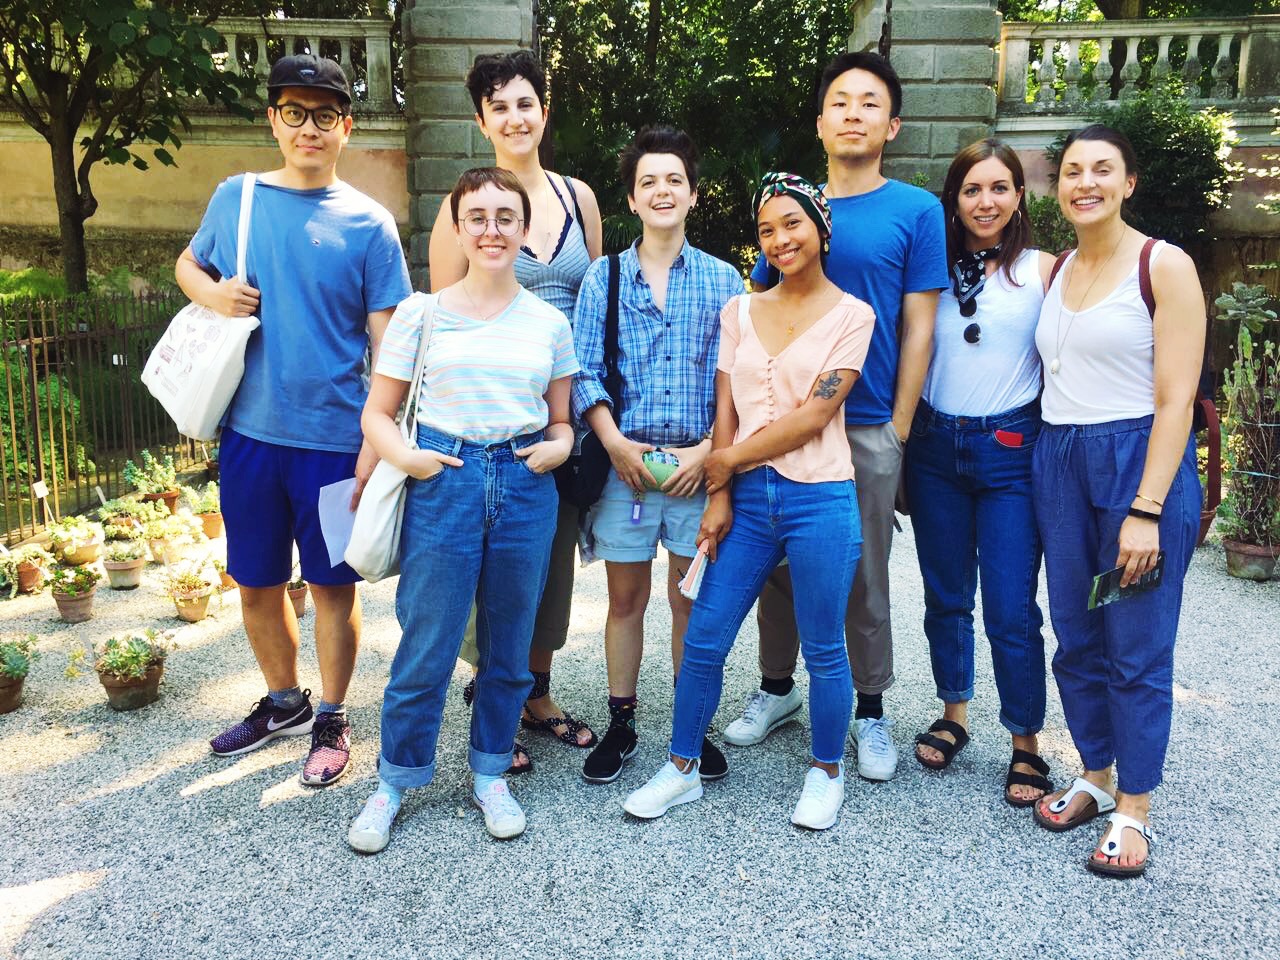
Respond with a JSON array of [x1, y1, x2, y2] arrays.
[[850, 716, 898, 781], [791, 763, 845, 830], [723, 687, 804, 746], [623, 761, 703, 819], [348, 792, 399, 853], [473, 779, 527, 839]]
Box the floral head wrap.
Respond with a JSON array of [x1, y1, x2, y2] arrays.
[[751, 172, 832, 241]]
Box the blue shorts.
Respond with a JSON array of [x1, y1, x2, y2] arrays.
[[583, 472, 705, 562], [221, 427, 361, 588]]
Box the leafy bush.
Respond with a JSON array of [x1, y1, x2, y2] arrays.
[[1046, 83, 1239, 249], [0, 346, 97, 494], [1026, 192, 1075, 255]]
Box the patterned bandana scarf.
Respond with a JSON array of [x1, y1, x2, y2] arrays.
[[751, 172, 832, 242], [952, 245, 1001, 318]]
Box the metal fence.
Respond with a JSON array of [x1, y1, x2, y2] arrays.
[[1, 292, 207, 546]]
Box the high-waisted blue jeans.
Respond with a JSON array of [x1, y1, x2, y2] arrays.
[[378, 425, 559, 788], [670, 467, 861, 765], [1032, 415, 1199, 795], [905, 399, 1046, 735]]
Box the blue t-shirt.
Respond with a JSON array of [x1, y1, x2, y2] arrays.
[[191, 175, 411, 453], [751, 179, 947, 425]]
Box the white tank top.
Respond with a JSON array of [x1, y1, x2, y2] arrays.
[[1035, 242, 1166, 425], [923, 248, 1044, 417]]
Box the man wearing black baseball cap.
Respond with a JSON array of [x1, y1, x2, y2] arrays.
[[175, 53, 411, 790]]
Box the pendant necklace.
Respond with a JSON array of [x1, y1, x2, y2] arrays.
[[460, 280, 505, 322], [1052, 227, 1127, 375]]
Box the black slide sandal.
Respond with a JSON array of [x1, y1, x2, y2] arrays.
[[914, 719, 970, 770]]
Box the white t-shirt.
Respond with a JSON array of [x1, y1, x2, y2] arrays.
[[923, 248, 1044, 417], [1035, 242, 1166, 425]]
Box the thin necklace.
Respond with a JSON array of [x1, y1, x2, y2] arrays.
[[1051, 227, 1127, 375], [459, 280, 509, 321]]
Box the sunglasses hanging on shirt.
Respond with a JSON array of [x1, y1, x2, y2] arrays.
[[952, 244, 1001, 336]]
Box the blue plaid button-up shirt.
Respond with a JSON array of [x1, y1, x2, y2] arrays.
[[571, 239, 743, 447]]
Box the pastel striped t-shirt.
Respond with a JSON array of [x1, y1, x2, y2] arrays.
[[376, 289, 580, 443]]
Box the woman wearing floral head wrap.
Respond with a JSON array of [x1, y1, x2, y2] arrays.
[[624, 173, 876, 830]]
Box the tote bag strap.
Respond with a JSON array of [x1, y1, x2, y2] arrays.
[[398, 294, 438, 445], [236, 173, 257, 281]]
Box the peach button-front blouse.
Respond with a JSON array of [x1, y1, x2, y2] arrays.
[[716, 293, 875, 484]]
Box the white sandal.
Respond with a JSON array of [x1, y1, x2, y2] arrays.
[[1086, 811, 1153, 878], [1032, 776, 1116, 832]]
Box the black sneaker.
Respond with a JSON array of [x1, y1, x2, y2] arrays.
[[210, 690, 314, 756], [582, 719, 638, 784], [700, 737, 729, 782]]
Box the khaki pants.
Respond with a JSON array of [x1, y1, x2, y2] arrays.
[[755, 421, 902, 694], [459, 497, 579, 666]]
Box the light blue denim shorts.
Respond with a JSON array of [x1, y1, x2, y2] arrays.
[[584, 472, 705, 561]]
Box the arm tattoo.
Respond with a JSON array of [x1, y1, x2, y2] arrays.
[[813, 371, 843, 400]]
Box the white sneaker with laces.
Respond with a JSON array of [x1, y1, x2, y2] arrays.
[[348, 791, 399, 853], [473, 779, 527, 839], [623, 760, 703, 819], [851, 716, 898, 781], [723, 687, 804, 746], [791, 763, 845, 830]]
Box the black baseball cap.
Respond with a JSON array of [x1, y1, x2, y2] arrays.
[[267, 54, 352, 107]]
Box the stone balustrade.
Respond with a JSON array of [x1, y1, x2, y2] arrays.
[[999, 15, 1280, 111]]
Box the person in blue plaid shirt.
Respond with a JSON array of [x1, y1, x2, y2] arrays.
[[572, 126, 743, 786]]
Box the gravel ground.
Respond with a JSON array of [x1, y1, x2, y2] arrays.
[[1, 522, 1276, 960]]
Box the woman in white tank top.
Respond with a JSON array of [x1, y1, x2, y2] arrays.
[[905, 139, 1058, 808], [1029, 125, 1206, 879]]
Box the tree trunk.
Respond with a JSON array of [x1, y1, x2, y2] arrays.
[[644, 0, 661, 74], [48, 125, 89, 294], [1095, 0, 1143, 18]]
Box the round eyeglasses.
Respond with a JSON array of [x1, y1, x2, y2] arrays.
[[458, 213, 524, 237], [274, 103, 347, 132]]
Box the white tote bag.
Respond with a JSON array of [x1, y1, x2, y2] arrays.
[[142, 174, 261, 441], [344, 293, 437, 583]]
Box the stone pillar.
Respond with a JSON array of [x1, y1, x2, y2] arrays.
[[402, 0, 534, 289], [848, 0, 1001, 192]]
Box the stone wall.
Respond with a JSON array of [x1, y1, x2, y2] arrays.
[[402, 0, 534, 289]]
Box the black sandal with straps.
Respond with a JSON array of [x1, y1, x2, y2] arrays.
[[1003, 748, 1053, 808], [520, 669, 597, 748], [914, 718, 970, 770]]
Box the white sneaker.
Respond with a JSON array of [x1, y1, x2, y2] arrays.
[[348, 791, 399, 853], [850, 716, 898, 781], [723, 687, 804, 746], [473, 779, 527, 839], [791, 763, 845, 830], [623, 761, 703, 819]]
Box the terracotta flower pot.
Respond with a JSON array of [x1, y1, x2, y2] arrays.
[[197, 512, 224, 540], [173, 592, 213, 623], [0, 675, 23, 714], [60, 539, 103, 567], [16, 561, 44, 594], [1196, 507, 1216, 548], [98, 663, 164, 711], [53, 589, 95, 624], [103, 558, 146, 590], [1223, 539, 1279, 582], [288, 584, 308, 619], [142, 489, 180, 515]]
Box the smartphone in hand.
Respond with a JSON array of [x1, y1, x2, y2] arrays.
[[1088, 551, 1166, 610]]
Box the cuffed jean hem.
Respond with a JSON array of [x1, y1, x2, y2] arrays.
[[1117, 771, 1164, 795], [470, 745, 514, 777], [377, 755, 436, 790], [935, 686, 975, 704], [998, 712, 1043, 737], [595, 545, 663, 563]]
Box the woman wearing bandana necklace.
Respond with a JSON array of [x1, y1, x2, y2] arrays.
[[623, 173, 875, 829], [904, 140, 1058, 805]]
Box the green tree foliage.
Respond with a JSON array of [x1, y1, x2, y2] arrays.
[[999, 0, 1271, 20], [540, 0, 850, 269], [0, 1, 257, 293]]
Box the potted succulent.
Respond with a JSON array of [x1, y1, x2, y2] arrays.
[[181, 482, 223, 540], [98, 497, 165, 535], [0, 544, 54, 598], [164, 566, 218, 623], [0, 634, 39, 714], [213, 558, 236, 592], [1215, 284, 1279, 580], [47, 515, 106, 566], [70, 629, 177, 711], [103, 540, 148, 590], [288, 569, 309, 619], [50, 564, 101, 623], [144, 512, 208, 566], [123, 450, 180, 514]]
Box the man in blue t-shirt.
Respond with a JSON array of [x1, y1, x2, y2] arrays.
[[175, 55, 411, 787], [723, 52, 948, 781]]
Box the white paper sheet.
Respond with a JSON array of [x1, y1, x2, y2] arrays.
[[317, 478, 359, 568]]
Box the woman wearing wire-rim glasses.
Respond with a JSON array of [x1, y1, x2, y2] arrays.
[[903, 139, 1057, 806]]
